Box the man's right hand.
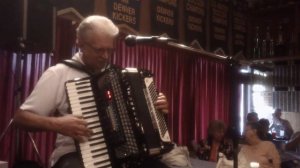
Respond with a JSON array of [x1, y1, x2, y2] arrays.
[[55, 115, 92, 142], [14, 110, 93, 142]]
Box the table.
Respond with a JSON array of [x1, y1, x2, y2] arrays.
[[190, 158, 216, 168]]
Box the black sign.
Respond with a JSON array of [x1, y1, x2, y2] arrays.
[[184, 0, 206, 47], [232, 0, 247, 56], [151, 0, 178, 38], [209, 0, 229, 54], [107, 0, 141, 31]]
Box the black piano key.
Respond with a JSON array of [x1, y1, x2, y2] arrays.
[[94, 158, 110, 166], [92, 151, 109, 158], [74, 80, 90, 85], [83, 114, 98, 120], [79, 95, 94, 100], [91, 146, 107, 153], [82, 109, 98, 115], [88, 120, 101, 126], [76, 85, 91, 90], [80, 99, 95, 105], [90, 141, 105, 147], [89, 135, 104, 141], [78, 89, 92, 94], [96, 165, 111, 168], [91, 131, 102, 137], [89, 124, 101, 130], [82, 105, 96, 111]]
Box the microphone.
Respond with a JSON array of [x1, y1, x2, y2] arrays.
[[125, 35, 175, 46]]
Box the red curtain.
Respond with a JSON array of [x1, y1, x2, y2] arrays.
[[0, 51, 54, 168], [111, 41, 231, 144], [0, 39, 232, 167]]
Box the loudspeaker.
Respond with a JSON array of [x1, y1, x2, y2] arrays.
[[0, 0, 22, 50], [26, 0, 54, 52], [0, 0, 54, 52]]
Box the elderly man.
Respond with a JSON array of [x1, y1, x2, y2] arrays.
[[14, 15, 169, 168]]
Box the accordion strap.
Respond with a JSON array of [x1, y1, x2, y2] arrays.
[[61, 59, 92, 75]]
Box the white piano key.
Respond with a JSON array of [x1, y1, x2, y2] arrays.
[[67, 87, 92, 94], [71, 106, 96, 114], [93, 158, 111, 167], [84, 114, 99, 121], [69, 96, 95, 104], [80, 141, 106, 151], [89, 138, 105, 145], [70, 101, 96, 110], [81, 149, 108, 160], [82, 153, 109, 164], [79, 144, 107, 154], [85, 117, 101, 124], [89, 133, 103, 139], [83, 164, 96, 168], [81, 146, 108, 155], [69, 92, 94, 100], [81, 139, 105, 149], [83, 155, 110, 167], [81, 107, 98, 114], [91, 127, 102, 133], [87, 121, 101, 129], [66, 81, 91, 88]]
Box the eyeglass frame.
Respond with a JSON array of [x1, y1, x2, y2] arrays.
[[83, 43, 115, 55]]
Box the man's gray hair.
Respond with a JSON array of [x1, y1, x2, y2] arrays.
[[77, 15, 119, 41]]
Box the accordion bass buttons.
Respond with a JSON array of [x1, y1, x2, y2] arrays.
[[136, 123, 145, 134]]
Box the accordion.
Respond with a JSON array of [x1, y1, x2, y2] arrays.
[[65, 67, 174, 168]]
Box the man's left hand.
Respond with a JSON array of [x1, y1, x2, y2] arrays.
[[154, 92, 169, 114]]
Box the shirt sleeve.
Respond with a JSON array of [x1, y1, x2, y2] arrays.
[[20, 68, 62, 116]]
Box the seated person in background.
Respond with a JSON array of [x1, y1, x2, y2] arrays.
[[197, 120, 234, 162], [246, 111, 259, 122], [270, 108, 294, 140], [258, 118, 273, 141], [240, 122, 281, 168], [285, 131, 300, 153]]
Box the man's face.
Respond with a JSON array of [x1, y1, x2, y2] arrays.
[[212, 129, 225, 142], [244, 125, 256, 142], [80, 32, 115, 72], [249, 115, 258, 122], [274, 111, 282, 119]]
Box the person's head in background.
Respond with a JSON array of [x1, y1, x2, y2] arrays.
[[207, 120, 226, 144], [246, 112, 259, 122], [273, 108, 282, 120], [258, 118, 270, 133], [258, 118, 273, 141], [244, 122, 264, 145], [76, 15, 119, 73]]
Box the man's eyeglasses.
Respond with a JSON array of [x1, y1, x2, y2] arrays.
[[85, 43, 115, 55]]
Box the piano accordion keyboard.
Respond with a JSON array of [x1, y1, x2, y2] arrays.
[[66, 79, 113, 168]]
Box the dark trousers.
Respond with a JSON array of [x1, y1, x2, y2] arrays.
[[52, 152, 83, 168], [52, 152, 170, 168]]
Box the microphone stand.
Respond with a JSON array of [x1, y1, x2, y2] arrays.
[[125, 37, 241, 168], [0, 38, 43, 167]]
